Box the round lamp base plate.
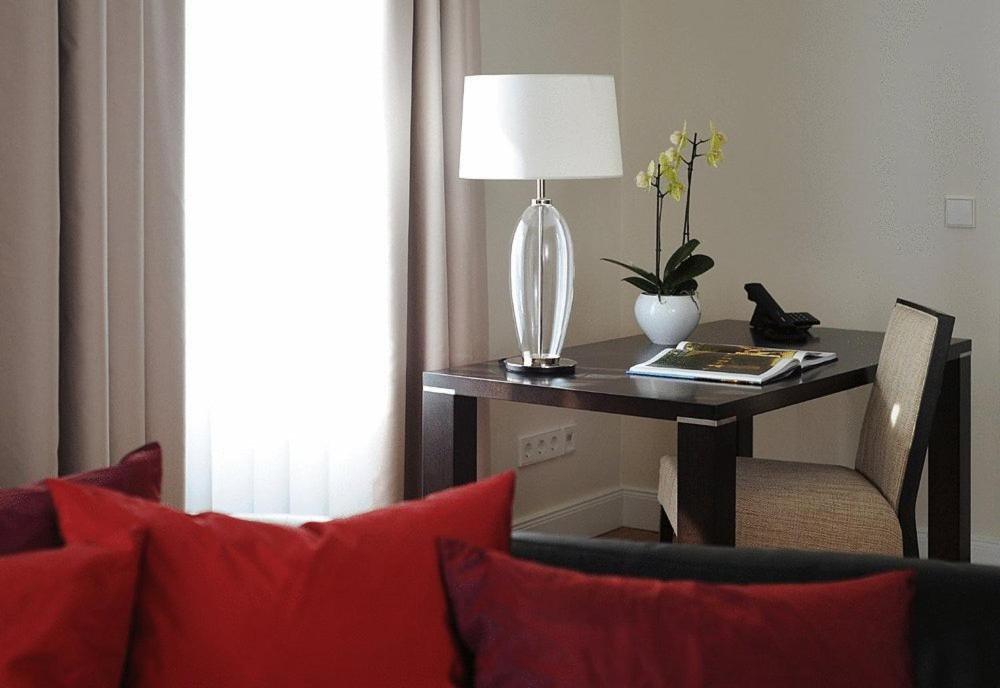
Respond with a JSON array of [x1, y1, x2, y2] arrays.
[[502, 357, 577, 376]]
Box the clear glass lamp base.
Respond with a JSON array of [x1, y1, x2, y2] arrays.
[[506, 195, 575, 375]]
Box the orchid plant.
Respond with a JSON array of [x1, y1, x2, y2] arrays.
[[603, 121, 727, 297]]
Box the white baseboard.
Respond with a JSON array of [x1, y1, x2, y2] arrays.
[[514, 488, 624, 538], [516, 487, 1000, 566], [621, 488, 662, 530]]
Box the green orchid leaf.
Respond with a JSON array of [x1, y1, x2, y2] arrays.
[[669, 279, 698, 296], [663, 239, 700, 277], [602, 258, 660, 285], [664, 254, 714, 292], [622, 276, 660, 294]]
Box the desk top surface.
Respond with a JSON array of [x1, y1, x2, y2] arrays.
[[423, 320, 971, 421]]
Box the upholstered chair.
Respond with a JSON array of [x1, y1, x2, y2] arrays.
[[658, 300, 955, 557]]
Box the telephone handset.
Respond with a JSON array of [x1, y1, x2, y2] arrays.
[[744, 283, 819, 342]]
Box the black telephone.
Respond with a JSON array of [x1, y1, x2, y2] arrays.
[[744, 283, 820, 342]]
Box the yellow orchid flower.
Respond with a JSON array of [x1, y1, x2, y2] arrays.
[[707, 121, 726, 167], [646, 159, 657, 177], [660, 148, 679, 167], [668, 180, 685, 201], [709, 120, 727, 146], [669, 121, 688, 152], [635, 170, 652, 189]]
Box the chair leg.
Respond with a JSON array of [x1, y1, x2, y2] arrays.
[[900, 513, 920, 558], [659, 507, 675, 543]]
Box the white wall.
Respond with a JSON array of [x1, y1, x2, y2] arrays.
[[482, 0, 1000, 541]]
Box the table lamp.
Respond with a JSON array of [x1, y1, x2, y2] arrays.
[[459, 74, 622, 374]]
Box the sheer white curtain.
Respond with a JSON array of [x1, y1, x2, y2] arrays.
[[185, 2, 411, 515]]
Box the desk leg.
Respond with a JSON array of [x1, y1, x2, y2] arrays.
[[676, 417, 738, 546], [419, 389, 477, 497], [928, 355, 971, 562], [737, 416, 754, 457]]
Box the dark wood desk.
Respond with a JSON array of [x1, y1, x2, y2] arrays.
[[416, 320, 972, 561]]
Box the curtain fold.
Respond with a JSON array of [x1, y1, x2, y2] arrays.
[[0, 2, 61, 489], [0, 1, 184, 505], [403, 0, 489, 499]]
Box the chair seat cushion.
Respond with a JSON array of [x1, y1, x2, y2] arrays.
[[659, 455, 903, 555]]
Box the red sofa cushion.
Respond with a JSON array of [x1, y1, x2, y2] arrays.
[[0, 539, 142, 688], [0, 443, 162, 555], [49, 472, 515, 688], [439, 538, 915, 688]]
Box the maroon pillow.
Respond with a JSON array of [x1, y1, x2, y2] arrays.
[[0, 443, 161, 555], [439, 539, 915, 688]]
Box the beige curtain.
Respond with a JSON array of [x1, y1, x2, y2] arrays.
[[401, 0, 489, 499], [0, 1, 184, 505]]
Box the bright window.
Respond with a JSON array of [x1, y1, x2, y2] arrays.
[[185, 1, 398, 516]]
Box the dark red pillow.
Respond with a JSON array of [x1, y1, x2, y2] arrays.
[[439, 539, 915, 688], [0, 538, 142, 687], [48, 471, 516, 688], [0, 443, 161, 556]]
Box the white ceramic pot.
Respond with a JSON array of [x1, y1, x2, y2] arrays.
[[634, 293, 701, 346]]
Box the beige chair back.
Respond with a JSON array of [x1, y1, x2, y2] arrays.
[[855, 301, 954, 512]]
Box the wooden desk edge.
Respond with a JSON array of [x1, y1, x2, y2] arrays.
[[423, 337, 971, 422]]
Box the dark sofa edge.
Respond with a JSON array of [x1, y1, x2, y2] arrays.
[[511, 530, 1000, 583]]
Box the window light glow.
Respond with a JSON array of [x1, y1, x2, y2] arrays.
[[185, 1, 397, 517]]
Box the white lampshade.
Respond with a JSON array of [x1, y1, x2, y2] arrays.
[[459, 74, 622, 181]]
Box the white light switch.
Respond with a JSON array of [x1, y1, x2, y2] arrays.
[[945, 196, 975, 228]]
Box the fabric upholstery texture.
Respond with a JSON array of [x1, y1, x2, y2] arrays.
[[0, 540, 142, 688], [0, 1, 184, 504], [0, 443, 162, 556], [442, 538, 915, 688], [511, 532, 1000, 688], [660, 455, 903, 555], [855, 303, 938, 509], [48, 471, 516, 688]]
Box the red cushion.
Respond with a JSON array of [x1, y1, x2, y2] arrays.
[[48, 472, 515, 688], [0, 539, 142, 687], [439, 539, 915, 688], [0, 443, 162, 555]]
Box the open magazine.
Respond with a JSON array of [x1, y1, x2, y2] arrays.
[[628, 341, 837, 385]]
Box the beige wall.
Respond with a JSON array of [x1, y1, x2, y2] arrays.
[[620, 0, 1000, 540], [482, 0, 1000, 540]]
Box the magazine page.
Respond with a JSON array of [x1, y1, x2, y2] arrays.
[[792, 349, 838, 369], [679, 341, 837, 370], [628, 341, 836, 385], [641, 346, 796, 379], [676, 341, 791, 357]]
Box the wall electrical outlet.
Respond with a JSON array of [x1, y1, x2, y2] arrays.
[[563, 425, 576, 453], [517, 423, 577, 467]]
